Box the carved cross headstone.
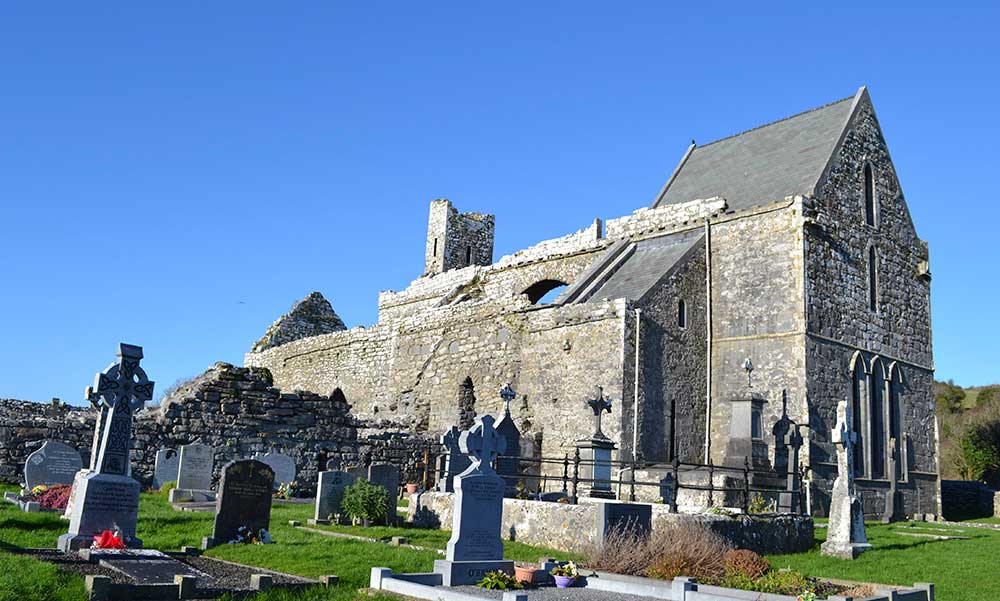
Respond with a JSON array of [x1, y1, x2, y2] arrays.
[[495, 384, 521, 493], [459, 415, 506, 471], [821, 400, 871, 559], [91, 344, 155, 476], [437, 426, 470, 492], [586, 386, 613, 440]]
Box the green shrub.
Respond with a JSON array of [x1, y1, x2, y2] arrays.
[[161, 481, 177, 498], [340, 479, 389, 524], [477, 570, 523, 590], [958, 421, 1000, 481]]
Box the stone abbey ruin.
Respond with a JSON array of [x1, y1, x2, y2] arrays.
[[1, 86, 939, 519]]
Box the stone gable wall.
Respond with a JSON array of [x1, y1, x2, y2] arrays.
[[637, 244, 708, 464], [804, 97, 938, 516]]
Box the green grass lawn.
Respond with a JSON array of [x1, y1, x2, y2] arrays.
[[767, 520, 1000, 601], [0, 486, 570, 601]]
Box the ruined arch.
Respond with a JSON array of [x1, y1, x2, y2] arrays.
[[457, 377, 477, 429], [522, 279, 569, 305]]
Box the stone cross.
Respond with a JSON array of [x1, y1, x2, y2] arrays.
[[459, 415, 506, 470], [90, 344, 154, 476], [499, 383, 516, 416], [586, 386, 613, 439], [743, 357, 754, 389], [821, 399, 870, 559], [831, 399, 856, 478]]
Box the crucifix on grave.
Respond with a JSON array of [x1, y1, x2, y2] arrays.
[[586, 385, 613, 440], [821, 400, 871, 559], [59, 343, 154, 551], [494, 384, 521, 494], [576, 385, 617, 499]]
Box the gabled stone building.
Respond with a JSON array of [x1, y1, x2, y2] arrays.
[[246, 87, 940, 517]]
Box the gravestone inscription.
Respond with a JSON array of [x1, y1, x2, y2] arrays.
[[24, 440, 83, 490], [434, 415, 514, 586], [59, 343, 153, 551], [176, 443, 213, 491], [204, 459, 274, 549]]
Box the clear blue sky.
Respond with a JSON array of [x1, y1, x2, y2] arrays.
[[1, 3, 996, 405]]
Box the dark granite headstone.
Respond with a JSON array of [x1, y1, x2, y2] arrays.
[[368, 464, 400, 523], [24, 440, 83, 490], [205, 459, 274, 549], [595, 502, 652, 541], [437, 426, 471, 493], [257, 451, 296, 490], [90, 549, 208, 585], [495, 385, 521, 494], [314, 470, 355, 522]]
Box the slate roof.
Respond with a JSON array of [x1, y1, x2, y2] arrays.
[[585, 229, 704, 303], [653, 93, 857, 211]]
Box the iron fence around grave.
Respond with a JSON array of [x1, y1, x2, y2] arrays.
[[433, 449, 807, 516]]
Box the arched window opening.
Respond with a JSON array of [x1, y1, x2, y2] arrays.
[[868, 247, 878, 313], [864, 163, 877, 226], [869, 360, 887, 480], [888, 376, 902, 480], [331, 388, 347, 404], [522, 279, 569, 305], [851, 359, 867, 476], [458, 377, 476, 430], [465, 246, 472, 265], [677, 299, 687, 329]]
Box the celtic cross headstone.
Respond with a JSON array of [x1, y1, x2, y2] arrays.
[[821, 400, 871, 559], [586, 385, 613, 440], [435, 415, 514, 585], [577, 385, 616, 499], [59, 343, 153, 551]]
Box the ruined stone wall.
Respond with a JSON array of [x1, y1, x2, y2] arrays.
[[637, 244, 708, 464], [0, 365, 433, 491], [248, 298, 630, 469], [804, 97, 938, 516], [707, 204, 808, 466]]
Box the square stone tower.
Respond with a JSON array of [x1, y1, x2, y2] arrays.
[[424, 199, 495, 275]]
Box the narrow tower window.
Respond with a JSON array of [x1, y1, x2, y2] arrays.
[[433, 238, 438, 257], [465, 246, 472, 264], [864, 163, 877, 226], [868, 246, 878, 312], [677, 299, 687, 329]]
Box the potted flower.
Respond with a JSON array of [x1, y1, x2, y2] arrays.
[[514, 562, 542, 586], [405, 483, 420, 494], [550, 561, 578, 588]]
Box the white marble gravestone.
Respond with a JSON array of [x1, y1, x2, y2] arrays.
[[433, 415, 514, 586], [311, 470, 355, 524], [58, 343, 153, 551], [24, 440, 83, 490], [152, 449, 179, 490], [820, 400, 872, 559], [169, 443, 215, 503], [256, 451, 296, 490]]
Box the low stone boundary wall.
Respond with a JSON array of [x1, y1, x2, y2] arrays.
[[408, 491, 812, 555], [940, 480, 996, 521]]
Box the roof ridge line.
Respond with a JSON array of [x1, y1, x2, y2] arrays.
[[694, 94, 856, 150]]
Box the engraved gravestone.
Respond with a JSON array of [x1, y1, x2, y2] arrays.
[[368, 463, 400, 524], [494, 384, 521, 494], [433, 415, 514, 585], [152, 449, 179, 490], [436, 426, 470, 493], [203, 459, 274, 549], [312, 470, 355, 524], [176, 443, 213, 491], [257, 451, 296, 490], [24, 441, 83, 490], [58, 343, 154, 551]]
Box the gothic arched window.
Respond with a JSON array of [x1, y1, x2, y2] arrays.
[[677, 299, 687, 329], [864, 162, 877, 227], [868, 246, 878, 313], [869, 359, 887, 480], [850, 357, 867, 476]]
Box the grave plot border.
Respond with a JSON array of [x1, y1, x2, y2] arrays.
[[369, 567, 935, 601]]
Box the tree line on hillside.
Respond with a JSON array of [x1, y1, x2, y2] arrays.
[[936, 380, 1000, 487]]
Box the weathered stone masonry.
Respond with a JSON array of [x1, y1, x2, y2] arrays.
[[0, 363, 432, 491]]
